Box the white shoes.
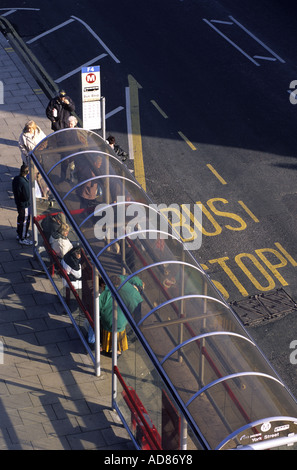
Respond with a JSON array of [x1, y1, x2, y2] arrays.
[[16, 233, 30, 240], [19, 238, 33, 246]]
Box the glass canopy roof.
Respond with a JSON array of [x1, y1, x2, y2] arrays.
[[31, 128, 297, 450]]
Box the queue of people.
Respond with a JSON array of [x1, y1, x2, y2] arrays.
[[13, 88, 135, 357], [13, 89, 76, 246], [13, 88, 76, 246]]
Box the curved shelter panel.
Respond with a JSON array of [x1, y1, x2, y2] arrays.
[[187, 374, 297, 450], [30, 129, 297, 450]]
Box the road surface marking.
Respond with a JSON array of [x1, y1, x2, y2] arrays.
[[206, 164, 227, 184], [205, 16, 285, 66], [204, 242, 297, 299], [229, 16, 285, 63], [253, 55, 276, 61], [238, 200, 259, 222], [151, 100, 168, 118], [55, 53, 107, 83], [125, 86, 134, 159], [26, 19, 75, 44], [106, 106, 124, 119], [128, 75, 146, 190], [203, 18, 260, 66], [275, 242, 297, 267], [210, 20, 233, 25], [0, 8, 39, 17], [178, 131, 196, 150], [71, 16, 120, 63]]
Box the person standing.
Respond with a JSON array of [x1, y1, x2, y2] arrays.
[[18, 120, 46, 165], [106, 135, 128, 162], [12, 164, 33, 246], [99, 274, 144, 354], [61, 246, 82, 290], [76, 155, 103, 209], [49, 223, 73, 259], [40, 212, 66, 241], [46, 90, 75, 131], [99, 280, 129, 355], [18, 120, 50, 201], [114, 274, 144, 325], [60, 115, 79, 181], [67, 115, 78, 128]]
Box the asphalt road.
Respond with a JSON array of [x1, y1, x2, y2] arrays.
[[2, 0, 297, 396]]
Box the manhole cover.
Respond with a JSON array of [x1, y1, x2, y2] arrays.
[[230, 288, 297, 327]]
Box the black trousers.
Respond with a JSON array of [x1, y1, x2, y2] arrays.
[[16, 206, 30, 240]]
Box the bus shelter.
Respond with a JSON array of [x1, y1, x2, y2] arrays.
[[29, 128, 297, 450]]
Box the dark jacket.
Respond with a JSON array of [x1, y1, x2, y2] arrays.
[[40, 212, 66, 240], [12, 175, 30, 208], [76, 165, 98, 201], [46, 95, 75, 131], [62, 247, 82, 283]]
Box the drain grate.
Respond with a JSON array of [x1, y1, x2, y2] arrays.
[[230, 288, 297, 327]]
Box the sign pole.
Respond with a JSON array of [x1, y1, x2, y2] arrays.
[[101, 96, 106, 140]]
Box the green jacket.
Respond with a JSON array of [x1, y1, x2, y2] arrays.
[[118, 274, 143, 313], [100, 275, 143, 332]]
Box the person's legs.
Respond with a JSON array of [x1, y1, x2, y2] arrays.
[[23, 207, 30, 238], [17, 207, 33, 245], [16, 206, 25, 240]]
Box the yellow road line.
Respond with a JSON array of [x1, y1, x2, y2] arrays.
[[178, 131, 196, 150], [151, 100, 168, 119], [238, 200, 259, 222], [128, 74, 146, 191], [206, 164, 227, 185], [275, 242, 297, 267]]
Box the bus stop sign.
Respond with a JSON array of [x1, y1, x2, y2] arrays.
[[81, 66, 101, 130]]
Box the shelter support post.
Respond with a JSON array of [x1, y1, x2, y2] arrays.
[[178, 256, 185, 363], [101, 96, 106, 141], [180, 416, 188, 450], [29, 156, 38, 251], [112, 298, 118, 408], [93, 265, 101, 376]]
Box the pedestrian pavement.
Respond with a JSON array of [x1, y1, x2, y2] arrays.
[[0, 32, 134, 450]]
